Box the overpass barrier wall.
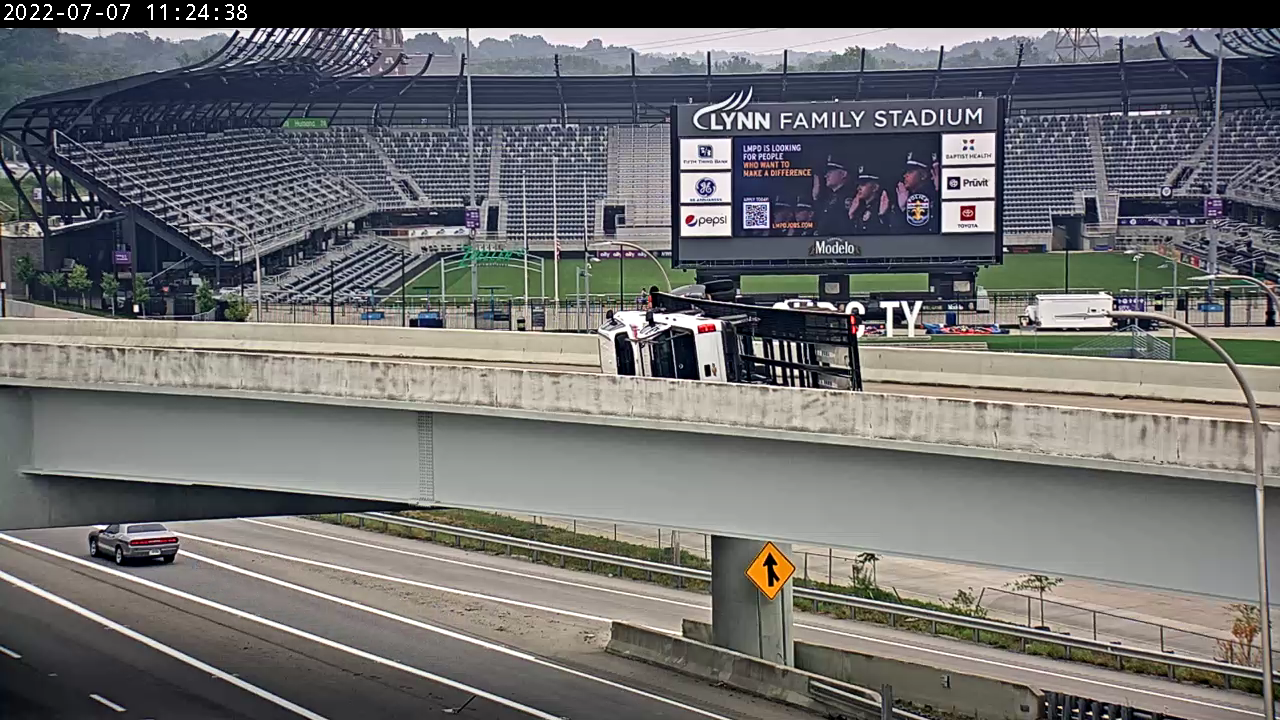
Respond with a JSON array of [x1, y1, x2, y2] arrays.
[[0, 318, 601, 368], [862, 345, 1280, 408], [2, 318, 1276, 407], [0, 340, 1274, 481]]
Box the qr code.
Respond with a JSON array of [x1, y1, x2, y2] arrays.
[[743, 201, 770, 230]]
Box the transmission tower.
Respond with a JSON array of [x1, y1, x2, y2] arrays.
[[369, 28, 406, 75], [1053, 28, 1102, 62]]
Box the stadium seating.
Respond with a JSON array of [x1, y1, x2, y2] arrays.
[[282, 127, 418, 209], [1178, 109, 1280, 195], [59, 129, 374, 261], [1099, 113, 1213, 197], [266, 236, 408, 302], [368, 126, 493, 207], [1228, 152, 1280, 209], [499, 125, 608, 248], [1002, 114, 1096, 236], [606, 125, 671, 239]]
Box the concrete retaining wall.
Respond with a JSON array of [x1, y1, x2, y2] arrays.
[[0, 341, 1274, 480], [681, 620, 1039, 720], [0, 317, 601, 368], [1, 299, 92, 319], [605, 621, 883, 719], [862, 345, 1280, 408]]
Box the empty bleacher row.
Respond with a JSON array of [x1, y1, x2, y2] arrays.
[[1002, 115, 1096, 235], [1179, 219, 1280, 279], [1228, 152, 1280, 209], [370, 126, 493, 207], [265, 237, 408, 302], [281, 127, 414, 209], [606, 125, 670, 237], [499, 125, 608, 246], [1100, 113, 1212, 197], [59, 129, 374, 261], [1176, 109, 1280, 195]]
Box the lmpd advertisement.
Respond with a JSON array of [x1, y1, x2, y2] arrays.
[[670, 94, 1002, 269]]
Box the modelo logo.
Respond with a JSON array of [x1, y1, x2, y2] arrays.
[[808, 238, 862, 256], [685, 214, 727, 228], [692, 88, 768, 131]]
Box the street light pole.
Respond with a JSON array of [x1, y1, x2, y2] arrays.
[[465, 27, 478, 308], [1208, 27, 1225, 295], [1106, 307, 1274, 718], [185, 220, 261, 321], [589, 240, 671, 291]]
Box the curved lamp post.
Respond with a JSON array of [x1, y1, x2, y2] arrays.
[[1079, 306, 1274, 717], [588, 240, 671, 293]]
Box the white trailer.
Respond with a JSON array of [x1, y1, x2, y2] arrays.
[[1021, 293, 1115, 330]]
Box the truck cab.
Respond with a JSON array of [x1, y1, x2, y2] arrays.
[[597, 309, 729, 382]]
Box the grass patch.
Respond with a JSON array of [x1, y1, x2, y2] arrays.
[[310, 510, 1261, 696], [401, 252, 1201, 298]]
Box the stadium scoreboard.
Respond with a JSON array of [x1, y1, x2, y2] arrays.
[[670, 92, 1003, 272]]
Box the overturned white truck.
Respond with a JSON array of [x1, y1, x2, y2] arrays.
[[595, 285, 864, 391]]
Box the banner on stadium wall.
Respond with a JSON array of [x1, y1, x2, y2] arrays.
[[282, 118, 330, 129]]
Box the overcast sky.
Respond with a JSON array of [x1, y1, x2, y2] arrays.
[[60, 28, 1187, 53]]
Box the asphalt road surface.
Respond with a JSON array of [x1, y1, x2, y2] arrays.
[[1, 517, 1264, 720], [0, 524, 808, 720]]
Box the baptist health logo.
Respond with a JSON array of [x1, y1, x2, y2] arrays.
[[692, 87, 764, 131], [962, 138, 976, 152]]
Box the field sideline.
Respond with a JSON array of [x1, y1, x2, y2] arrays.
[[400, 250, 1205, 298]]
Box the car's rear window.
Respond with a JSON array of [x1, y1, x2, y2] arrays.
[[127, 523, 167, 533]]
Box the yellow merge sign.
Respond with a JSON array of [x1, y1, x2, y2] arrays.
[[745, 541, 795, 600]]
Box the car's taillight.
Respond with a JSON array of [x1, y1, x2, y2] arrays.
[[129, 537, 177, 546], [697, 323, 717, 334]]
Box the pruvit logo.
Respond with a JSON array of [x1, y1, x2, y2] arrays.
[[679, 205, 731, 237], [679, 171, 732, 204], [692, 88, 768, 131], [942, 200, 995, 233], [680, 138, 732, 170], [942, 133, 997, 166], [808, 238, 862, 256], [940, 166, 997, 199]]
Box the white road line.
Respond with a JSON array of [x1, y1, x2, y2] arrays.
[[0, 566, 330, 720], [88, 694, 126, 713], [0, 533, 596, 720], [240, 518, 706, 610], [178, 548, 740, 720], [177, 532, 611, 623], [241, 518, 1256, 716], [0, 645, 22, 660]]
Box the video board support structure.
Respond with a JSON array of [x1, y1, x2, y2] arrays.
[[671, 94, 1004, 293]]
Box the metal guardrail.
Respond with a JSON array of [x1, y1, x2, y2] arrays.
[[353, 512, 1274, 687]]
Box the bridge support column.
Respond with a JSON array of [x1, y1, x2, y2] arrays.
[[710, 535, 794, 666]]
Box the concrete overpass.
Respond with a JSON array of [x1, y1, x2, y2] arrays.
[[1, 318, 1277, 604]]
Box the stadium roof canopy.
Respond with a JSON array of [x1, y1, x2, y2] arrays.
[[3, 27, 1279, 150]]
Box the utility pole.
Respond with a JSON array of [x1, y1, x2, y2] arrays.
[[466, 27, 478, 308]]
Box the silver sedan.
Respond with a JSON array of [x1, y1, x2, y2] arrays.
[[89, 523, 180, 565]]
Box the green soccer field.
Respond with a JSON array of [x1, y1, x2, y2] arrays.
[[401, 250, 1201, 299]]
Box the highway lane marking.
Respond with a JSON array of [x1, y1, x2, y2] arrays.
[[0, 534, 588, 720], [239, 518, 706, 611], [178, 549, 743, 720], [0, 565, 331, 720], [177, 532, 612, 623], [89, 694, 126, 712], [0, 645, 21, 660], [237, 522, 1256, 716]]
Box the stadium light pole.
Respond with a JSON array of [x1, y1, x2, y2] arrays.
[[465, 27, 478, 309], [1207, 27, 1226, 296], [1070, 307, 1274, 718], [589, 241, 671, 292], [184, 220, 260, 321]]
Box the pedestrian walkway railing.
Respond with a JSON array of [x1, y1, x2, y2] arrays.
[[349, 512, 1274, 688]]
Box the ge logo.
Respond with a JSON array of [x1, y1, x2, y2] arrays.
[[696, 177, 717, 197]]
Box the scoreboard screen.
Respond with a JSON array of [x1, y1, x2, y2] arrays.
[[671, 93, 1003, 271]]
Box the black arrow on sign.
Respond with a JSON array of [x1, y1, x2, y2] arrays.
[[762, 553, 780, 587]]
